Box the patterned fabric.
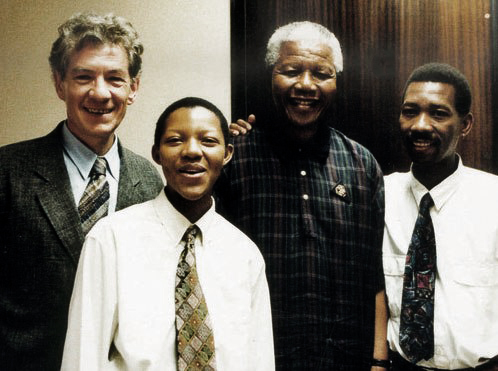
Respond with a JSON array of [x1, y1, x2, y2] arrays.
[[175, 225, 216, 371], [216, 123, 385, 370], [399, 193, 436, 363], [78, 157, 109, 235]]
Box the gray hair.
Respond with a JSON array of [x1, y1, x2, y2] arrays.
[[49, 12, 143, 81], [265, 21, 343, 73]]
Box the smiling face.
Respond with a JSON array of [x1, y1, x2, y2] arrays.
[[400, 81, 472, 169], [152, 106, 233, 217], [54, 43, 139, 154], [271, 40, 337, 139]]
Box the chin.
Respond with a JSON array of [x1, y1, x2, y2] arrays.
[[180, 190, 210, 202], [84, 121, 119, 134], [408, 148, 437, 161], [287, 111, 322, 126]]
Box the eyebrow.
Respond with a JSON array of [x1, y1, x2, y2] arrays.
[[402, 101, 452, 111], [68, 67, 93, 74], [429, 103, 452, 111], [279, 61, 335, 72], [69, 67, 128, 75]]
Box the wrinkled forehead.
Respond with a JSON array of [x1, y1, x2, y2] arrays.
[[277, 40, 334, 65], [404, 81, 457, 108], [71, 40, 130, 65]]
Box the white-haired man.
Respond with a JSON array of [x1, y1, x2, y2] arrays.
[[217, 21, 387, 370]]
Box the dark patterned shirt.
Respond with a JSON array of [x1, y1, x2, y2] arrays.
[[216, 123, 385, 370]]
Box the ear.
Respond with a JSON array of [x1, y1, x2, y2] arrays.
[[127, 77, 140, 105], [54, 73, 66, 101], [151, 145, 161, 165], [460, 112, 473, 138], [223, 144, 234, 166]]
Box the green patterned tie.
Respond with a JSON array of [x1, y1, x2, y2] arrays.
[[175, 225, 217, 370]]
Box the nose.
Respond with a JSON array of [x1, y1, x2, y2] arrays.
[[411, 113, 432, 131], [182, 138, 202, 159], [296, 71, 316, 91], [89, 77, 111, 100]]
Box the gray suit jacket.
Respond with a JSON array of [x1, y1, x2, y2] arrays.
[[0, 123, 164, 370]]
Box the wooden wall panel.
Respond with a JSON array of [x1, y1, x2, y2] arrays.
[[331, 0, 401, 171], [231, 0, 495, 173], [393, 0, 492, 172]]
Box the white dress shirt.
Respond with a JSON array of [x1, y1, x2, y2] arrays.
[[62, 122, 120, 212], [383, 158, 498, 369], [62, 191, 275, 371]]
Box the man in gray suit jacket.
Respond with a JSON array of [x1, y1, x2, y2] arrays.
[[0, 13, 163, 370]]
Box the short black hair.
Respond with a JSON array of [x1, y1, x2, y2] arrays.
[[402, 63, 472, 116], [153, 97, 229, 147]]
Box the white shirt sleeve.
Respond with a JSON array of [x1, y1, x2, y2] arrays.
[[250, 256, 275, 370], [61, 224, 118, 370]]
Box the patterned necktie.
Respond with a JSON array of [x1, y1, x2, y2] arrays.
[[175, 225, 217, 371], [78, 157, 110, 235], [399, 193, 436, 363]]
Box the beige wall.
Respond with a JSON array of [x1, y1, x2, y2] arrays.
[[0, 0, 230, 168]]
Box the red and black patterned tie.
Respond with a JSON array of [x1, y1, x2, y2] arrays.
[[399, 193, 436, 363], [78, 157, 109, 235]]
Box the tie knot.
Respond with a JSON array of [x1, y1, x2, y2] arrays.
[[419, 193, 434, 214], [183, 225, 199, 245], [92, 157, 107, 176]]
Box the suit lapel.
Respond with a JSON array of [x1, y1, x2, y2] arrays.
[[116, 143, 142, 211], [34, 124, 84, 265]]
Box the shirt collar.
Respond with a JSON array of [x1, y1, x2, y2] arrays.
[[62, 122, 120, 180], [153, 189, 217, 247], [409, 155, 463, 211]]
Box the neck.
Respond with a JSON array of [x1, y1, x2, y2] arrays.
[[85, 136, 115, 156], [412, 154, 459, 190], [165, 188, 212, 223], [284, 122, 320, 144], [66, 121, 115, 156]]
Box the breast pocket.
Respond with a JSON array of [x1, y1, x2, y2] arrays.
[[383, 255, 406, 316], [450, 263, 498, 337], [452, 263, 498, 287]]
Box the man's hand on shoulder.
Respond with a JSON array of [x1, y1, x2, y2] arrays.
[[229, 114, 255, 136]]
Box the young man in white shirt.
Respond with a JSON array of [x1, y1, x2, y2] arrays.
[[62, 97, 275, 370], [382, 63, 498, 370]]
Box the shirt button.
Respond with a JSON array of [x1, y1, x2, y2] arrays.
[[302, 194, 309, 200], [300, 170, 307, 176]]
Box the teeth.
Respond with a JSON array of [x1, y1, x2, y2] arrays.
[[86, 107, 112, 114], [293, 99, 314, 106], [181, 168, 203, 174], [413, 140, 431, 147]]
